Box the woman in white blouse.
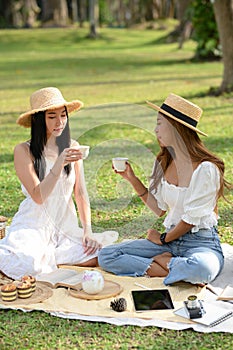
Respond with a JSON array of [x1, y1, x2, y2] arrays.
[[98, 93, 230, 285]]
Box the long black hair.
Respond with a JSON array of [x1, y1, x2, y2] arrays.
[[29, 107, 71, 181]]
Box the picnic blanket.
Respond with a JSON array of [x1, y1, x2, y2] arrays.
[[0, 243, 232, 333]]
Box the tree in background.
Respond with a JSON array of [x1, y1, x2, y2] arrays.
[[1, 0, 233, 94], [213, 0, 233, 94], [0, 0, 39, 28], [190, 0, 220, 61], [88, 0, 99, 37], [167, 0, 233, 94], [166, 0, 192, 47], [67, 0, 78, 23], [22, 0, 40, 27], [0, 0, 20, 27], [41, 0, 69, 27]]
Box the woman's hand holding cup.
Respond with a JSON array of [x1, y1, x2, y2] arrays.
[[112, 157, 128, 172], [112, 157, 135, 181]]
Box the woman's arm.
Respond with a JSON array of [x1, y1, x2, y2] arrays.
[[73, 160, 92, 234], [73, 160, 101, 255], [147, 162, 221, 245], [147, 221, 194, 245], [14, 142, 82, 204], [116, 163, 166, 217]]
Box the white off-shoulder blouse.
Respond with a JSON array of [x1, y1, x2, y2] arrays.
[[151, 161, 220, 232]]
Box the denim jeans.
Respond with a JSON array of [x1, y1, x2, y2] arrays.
[[98, 227, 224, 285]]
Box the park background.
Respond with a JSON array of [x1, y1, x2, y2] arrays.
[[0, 1, 233, 349]]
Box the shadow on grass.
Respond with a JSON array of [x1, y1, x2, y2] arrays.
[[0, 28, 172, 51], [0, 73, 221, 97], [171, 90, 233, 104], [0, 153, 14, 164], [205, 137, 233, 149], [0, 55, 214, 71]]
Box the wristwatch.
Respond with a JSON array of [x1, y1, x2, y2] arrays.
[[160, 232, 167, 245]]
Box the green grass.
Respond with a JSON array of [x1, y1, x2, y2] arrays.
[[0, 25, 233, 349]]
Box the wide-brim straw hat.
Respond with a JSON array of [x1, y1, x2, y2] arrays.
[[17, 87, 84, 127], [146, 93, 207, 136]]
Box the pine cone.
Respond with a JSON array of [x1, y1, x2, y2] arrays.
[[110, 297, 127, 312]]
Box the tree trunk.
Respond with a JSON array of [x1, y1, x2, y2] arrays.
[[88, 0, 99, 38], [21, 0, 40, 28], [0, 0, 14, 27], [78, 0, 87, 27], [41, 0, 69, 27], [177, 0, 192, 48], [12, 0, 26, 27], [213, 0, 233, 93], [167, 0, 192, 46], [70, 0, 78, 22], [67, 0, 78, 22]]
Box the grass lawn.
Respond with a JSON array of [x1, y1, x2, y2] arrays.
[[0, 24, 232, 349]]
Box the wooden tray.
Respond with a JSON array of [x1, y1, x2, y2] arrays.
[[0, 282, 53, 306], [68, 280, 123, 300]]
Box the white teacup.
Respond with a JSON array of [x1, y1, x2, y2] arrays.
[[112, 157, 128, 172], [77, 145, 90, 159]]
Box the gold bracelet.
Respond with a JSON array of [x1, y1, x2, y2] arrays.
[[50, 169, 59, 178], [138, 188, 148, 197]]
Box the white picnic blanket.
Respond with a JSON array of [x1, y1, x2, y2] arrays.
[[51, 243, 233, 333], [1, 243, 232, 333]]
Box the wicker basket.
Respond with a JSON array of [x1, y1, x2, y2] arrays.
[[0, 216, 7, 239]]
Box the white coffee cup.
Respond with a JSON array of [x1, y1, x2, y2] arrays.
[[77, 145, 90, 159], [112, 157, 128, 172]]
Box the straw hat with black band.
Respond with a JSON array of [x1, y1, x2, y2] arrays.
[[146, 93, 207, 137], [17, 87, 84, 128]]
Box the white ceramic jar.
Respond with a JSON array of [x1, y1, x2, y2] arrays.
[[81, 270, 104, 294]]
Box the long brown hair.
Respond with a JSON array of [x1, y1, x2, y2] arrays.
[[150, 114, 231, 200]]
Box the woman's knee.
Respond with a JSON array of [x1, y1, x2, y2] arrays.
[[165, 251, 223, 285], [187, 254, 220, 283]]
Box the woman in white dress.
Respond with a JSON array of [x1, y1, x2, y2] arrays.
[[0, 87, 117, 279], [98, 93, 231, 286]]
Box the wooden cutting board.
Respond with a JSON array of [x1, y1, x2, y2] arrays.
[[68, 280, 123, 300]]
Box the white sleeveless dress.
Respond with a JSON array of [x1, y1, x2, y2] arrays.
[[0, 157, 118, 279]]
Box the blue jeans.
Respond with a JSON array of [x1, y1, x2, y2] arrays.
[[98, 227, 224, 285]]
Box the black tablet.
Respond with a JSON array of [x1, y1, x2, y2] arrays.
[[131, 289, 174, 311]]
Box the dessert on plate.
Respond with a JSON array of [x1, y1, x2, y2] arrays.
[[16, 281, 32, 299], [1, 283, 17, 302], [21, 275, 36, 292]]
